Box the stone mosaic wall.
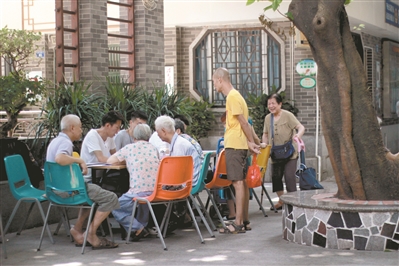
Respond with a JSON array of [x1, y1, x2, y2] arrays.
[[282, 204, 399, 251]]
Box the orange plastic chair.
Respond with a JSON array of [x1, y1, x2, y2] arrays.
[[205, 149, 232, 229], [128, 156, 204, 250], [255, 145, 276, 212]]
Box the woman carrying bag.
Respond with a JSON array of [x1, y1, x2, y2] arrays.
[[262, 93, 305, 211]]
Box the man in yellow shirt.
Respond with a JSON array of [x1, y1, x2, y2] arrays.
[[212, 67, 260, 234]]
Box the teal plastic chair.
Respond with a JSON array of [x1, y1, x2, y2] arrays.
[[37, 162, 113, 254], [3, 155, 54, 244], [190, 152, 216, 235]]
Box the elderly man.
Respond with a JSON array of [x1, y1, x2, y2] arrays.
[[154, 115, 202, 186], [114, 110, 148, 151], [46, 114, 119, 249], [80, 110, 124, 183], [213, 67, 260, 234]]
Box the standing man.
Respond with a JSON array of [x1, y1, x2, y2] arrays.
[[213, 67, 260, 234], [80, 110, 124, 183], [114, 110, 148, 151], [46, 114, 119, 249]]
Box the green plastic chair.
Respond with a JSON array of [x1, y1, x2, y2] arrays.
[[37, 162, 113, 254], [3, 155, 54, 245], [190, 152, 216, 235]]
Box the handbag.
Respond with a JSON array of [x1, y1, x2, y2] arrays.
[[246, 154, 262, 188], [270, 114, 295, 160], [296, 150, 324, 190]]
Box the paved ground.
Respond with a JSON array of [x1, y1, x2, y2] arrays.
[[1, 181, 398, 266]]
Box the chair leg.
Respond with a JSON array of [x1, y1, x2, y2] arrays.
[[190, 195, 214, 237], [35, 199, 54, 244], [106, 216, 114, 242], [17, 202, 35, 235], [162, 203, 173, 239], [81, 204, 96, 254], [126, 200, 138, 244], [250, 188, 268, 217], [261, 183, 277, 213], [0, 212, 7, 259], [195, 195, 216, 231], [205, 189, 226, 229], [186, 198, 204, 244], [37, 203, 53, 251], [3, 200, 23, 235]]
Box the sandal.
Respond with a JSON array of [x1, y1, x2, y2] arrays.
[[243, 221, 252, 231], [219, 222, 246, 234], [75, 242, 92, 247], [131, 228, 149, 242], [91, 238, 119, 250]]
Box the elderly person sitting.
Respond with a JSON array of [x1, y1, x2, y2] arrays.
[[107, 124, 160, 241]]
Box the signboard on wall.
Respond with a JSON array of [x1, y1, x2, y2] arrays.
[[386, 0, 399, 28], [296, 59, 317, 89]]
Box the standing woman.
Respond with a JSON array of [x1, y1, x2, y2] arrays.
[[262, 93, 305, 210]]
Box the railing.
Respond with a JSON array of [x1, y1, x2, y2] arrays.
[[0, 110, 43, 139]]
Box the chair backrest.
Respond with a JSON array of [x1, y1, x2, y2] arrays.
[[148, 156, 193, 202], [191, 152, 212, 195], [257, 145, 271, 176], [44, 161, 93, 206], [206, 149, 231, 189], [4, 154, 36, 200]]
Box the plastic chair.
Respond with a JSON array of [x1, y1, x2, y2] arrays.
[[0, 212, 7, 259], [128, 156, 203, 250], [256, 145, 276, 212], [190, 152, 216, 235], [37, 162, 113, 254], [205, 149, 232, 229], [3, 155, 54, 245]]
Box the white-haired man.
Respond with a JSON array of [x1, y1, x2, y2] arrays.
[[46, 114, 119, 249]]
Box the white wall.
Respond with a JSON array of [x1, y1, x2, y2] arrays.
[[165, 0, 399, 42]]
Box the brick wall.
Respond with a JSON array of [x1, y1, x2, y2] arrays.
[[134, 0, 165, 88]]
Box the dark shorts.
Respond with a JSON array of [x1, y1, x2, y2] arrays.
[[225, 148, 248, 181]]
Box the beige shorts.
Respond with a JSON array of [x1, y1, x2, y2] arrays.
[[225, 148, 248, 181], [87, 183, 120, 212]]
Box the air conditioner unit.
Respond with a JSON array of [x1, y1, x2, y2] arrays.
[[295, 29, 309, 48]]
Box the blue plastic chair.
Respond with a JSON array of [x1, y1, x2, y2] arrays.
[[190, 152, 215, 236], [3, 155, 54, 244], [37, 162, 113, 254]]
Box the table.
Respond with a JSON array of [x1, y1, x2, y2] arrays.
[[88, 163, 126, 184]]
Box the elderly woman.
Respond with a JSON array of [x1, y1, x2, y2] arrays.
[[262, 93, 305, 211], [107, 124, 159, 241]]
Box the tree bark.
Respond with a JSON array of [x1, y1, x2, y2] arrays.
[[289, 0, 399, 200]]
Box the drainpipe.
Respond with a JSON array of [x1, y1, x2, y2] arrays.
[[315, 84, 322, 181], [290, 22, 294, 105]]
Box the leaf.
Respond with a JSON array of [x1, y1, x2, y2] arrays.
[[272, 0, 283, 11], [246, 0, 256, 6], [344, 0, 352, 5], [286, 12, 294, 21]]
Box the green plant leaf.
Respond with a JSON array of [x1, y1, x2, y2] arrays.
[[246, 0, 256, 6]]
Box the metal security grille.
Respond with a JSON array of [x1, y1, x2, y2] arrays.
[[194, 28, 279, 106], [364, 46, 374, 103]]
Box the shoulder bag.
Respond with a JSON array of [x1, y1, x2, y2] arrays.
[[270, 114, 295, 160]]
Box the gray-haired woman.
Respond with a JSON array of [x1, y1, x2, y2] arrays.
[[107, 124, 160, 241]]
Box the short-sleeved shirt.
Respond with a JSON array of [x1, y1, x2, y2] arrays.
[[114, 130, 133, 151], [263, 109, 301, 160], [46, 132, 73, 162], [114, 141, 159, 194], [224, 89, 249, 150], [81, 129, 116, 182], [169, 133, 202, 186]]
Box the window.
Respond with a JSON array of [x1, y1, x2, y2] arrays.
[[193, 29, 282, 106]]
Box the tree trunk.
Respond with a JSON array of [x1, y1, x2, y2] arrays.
[[0, 111, 19, 138], [289, 0, 399, 200]]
